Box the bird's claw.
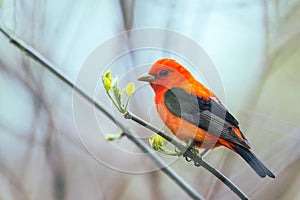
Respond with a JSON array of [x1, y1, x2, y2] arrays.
[[184, 154, 193, 162], [175, 140, 206, 167]]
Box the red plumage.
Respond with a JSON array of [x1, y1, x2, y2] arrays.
[[138, 58, 275, 178]]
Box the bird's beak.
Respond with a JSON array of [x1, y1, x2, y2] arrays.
[[138, 74, 156, 82]]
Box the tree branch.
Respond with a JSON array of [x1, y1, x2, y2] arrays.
[[0, 24, 203, 200], [0, 24, 249, 200], [125, 112, 249, 200]]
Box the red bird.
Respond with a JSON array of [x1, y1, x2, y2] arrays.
[[138, 58, 275, 178]]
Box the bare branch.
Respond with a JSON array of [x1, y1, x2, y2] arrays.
[[125, 112, 249, 200], [0, 24, 250, 200], [0, 24, 204, 200]]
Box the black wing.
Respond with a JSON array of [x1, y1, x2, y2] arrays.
[[164, 87, 249, 148]]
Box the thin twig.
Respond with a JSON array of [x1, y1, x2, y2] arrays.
[[0, 24, 203, 200], [125, 112, 249, 200], [0, 24, 250, 200]]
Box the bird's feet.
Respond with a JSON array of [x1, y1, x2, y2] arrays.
[[177, 139, 210, 167], [175, 139, 200, 161]]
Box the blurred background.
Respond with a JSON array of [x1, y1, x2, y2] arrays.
[[1, 0, 300, 199]]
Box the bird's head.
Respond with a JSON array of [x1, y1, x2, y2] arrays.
[[138, 58, 195, 92]]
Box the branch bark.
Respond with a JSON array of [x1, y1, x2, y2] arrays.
[[0, 24, 203, 200], [0, 24, 249, 200]]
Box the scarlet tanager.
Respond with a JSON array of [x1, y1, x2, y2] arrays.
[[138, 58, 275, 178]]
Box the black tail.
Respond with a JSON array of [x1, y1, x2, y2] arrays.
[[232, 145, 275, 178]]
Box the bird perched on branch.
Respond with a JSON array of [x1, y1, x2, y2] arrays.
[[138, 58, 275, 178]]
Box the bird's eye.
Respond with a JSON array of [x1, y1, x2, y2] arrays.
[[159, 70, 169, 77]]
